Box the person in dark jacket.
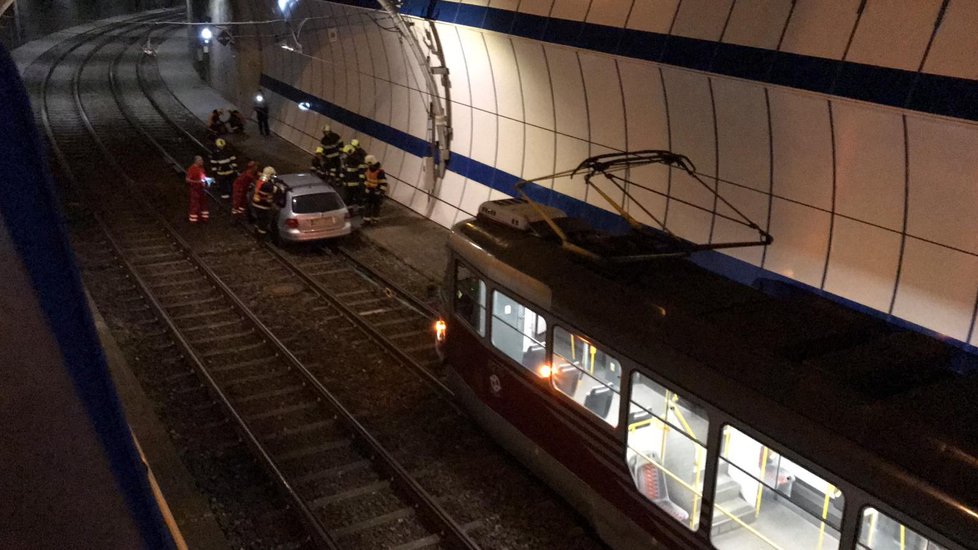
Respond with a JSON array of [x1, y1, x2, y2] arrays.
[[362, 155, 388, 223], [209, 138, 238, 198], [253, 90, 270, 137], [319, 124, 343, 179]]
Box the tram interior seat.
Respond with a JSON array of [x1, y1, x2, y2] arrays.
[[628, 451, 689, 523], [584, 386, 613, 418], [553, 363, 581, 396], [522, 344, 546, 371]]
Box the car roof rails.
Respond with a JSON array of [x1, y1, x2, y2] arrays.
[[513, 150, 773, 264]]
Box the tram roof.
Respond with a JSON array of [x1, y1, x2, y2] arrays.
[[452, 213, 978, 541]]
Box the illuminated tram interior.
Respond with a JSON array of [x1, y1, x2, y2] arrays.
[[451, 252, 958, 550]]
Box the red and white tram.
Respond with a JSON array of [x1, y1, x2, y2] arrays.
[[436, 192, 977, 550]]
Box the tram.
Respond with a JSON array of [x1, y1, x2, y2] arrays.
[[435, 152, 977, 550]]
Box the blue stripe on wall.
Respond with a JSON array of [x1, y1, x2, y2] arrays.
[[261, 71, 978, 356], [348, 0, 978, 123]]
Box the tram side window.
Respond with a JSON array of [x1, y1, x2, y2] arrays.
[[858, 507, 947, 550], [490, 290, 547, 374], [552, 326, 621, 426], [710, 425, 844, 550], [626, 372, 709, 531], [454, 263, 486, 335]]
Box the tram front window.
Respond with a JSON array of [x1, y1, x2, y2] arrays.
[[490, 290, 547, 374], [552, 326, 620, 426], [710, 425, 843, 550], [858, 507, 947, 550], [626, 372, 709, 531], [454, 262, 486, 335]]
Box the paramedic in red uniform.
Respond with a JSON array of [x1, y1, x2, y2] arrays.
[[232, 161, 258, 219], [186, 155, 208, 223]]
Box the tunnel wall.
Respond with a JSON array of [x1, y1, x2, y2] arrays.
[[254, 0, 978, 349]]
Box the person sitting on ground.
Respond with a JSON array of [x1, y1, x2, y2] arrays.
[[208, 109, 229, 136], [227, 109, 245, 134]]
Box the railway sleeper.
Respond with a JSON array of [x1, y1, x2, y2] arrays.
[[331, 507, 417, 539], [388, 533, 442, 550], [131, 252, 185, 265], [263, 419, 333, 442], [310, 480, 391, 509], [276, 439, 352, 462], [148, 277, 201, 290], [224, 369, 291, 388], [125, 243, 177, 254], [181, 318, 242, 333], [171, 307, 234, 322], [237, 384, 305, 404], [189, 329, 255, 346], [209, 354, 279, 373], [294, 459, 372, 485], [245, 401, 318, 422], [164, 295, 224, 310], [199, 340, 266, 358]]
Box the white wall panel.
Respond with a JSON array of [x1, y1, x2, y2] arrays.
[[373, 79, 393, 126], [764, 198, 831, 287], [587, 0, 632, 27], [460, 0, 489, 6], [452, 102, 473, 157], [352, 15, 372, 73], [779, 0, 860, 59], [523, 126, 555, 180], [359, 73, 376, 119], [553, 134, 590, 200], [389, 84, 410, 133], [409, 185, 430, 215], [893, 238, 978, 341], [431, 201, 460, 228], [545, 46, 589, 139], [489, 0, 519, 10], [585, 144, 624, 212], [513, 40, 555, 130], [823, 218, 901, 311], [713, 183, 768, 266], [459, 179, 493, 215], [437, 23, 470, 107], [713, 78, 770, 193], [551, 0, 590, 21], [625, 164, 670, 227], [664, 176, 713, 244], [408, 87, 430, 138], [580, 53, 624, 150], [661, 68, 716, 214], [832, 102, 904, 232], [365, 23, 390, 82], [923, 0, 978, 80], [438, 170, 467, 206], [519, 0, 554, 16], [670, 0, 733, 41], [382, 29, 407, 89], [906, 117, 978, 256], [620, 62, 669, 151], [722, 0, 792, 49], [769, 90, 833, 210], [626, 0, 679, 33], [845, 0, 941, 70], [483, 34, 523, 121], [471, 109, 498, 166], [496, 117, 525, 178], [459, 29, 496, 113]]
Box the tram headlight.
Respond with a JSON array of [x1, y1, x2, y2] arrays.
[[434, 320, 447, 342], [536, 363, 552, 378]]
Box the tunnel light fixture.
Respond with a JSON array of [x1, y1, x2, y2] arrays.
[[298, 102, 311, 111], [255, 93, 264, 103]]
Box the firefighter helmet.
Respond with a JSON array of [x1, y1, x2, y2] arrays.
[[365, 155, 377, 166], [323, 124, 331, 133], [350, 138, 360, 148], [342, 144, 354, 154], [315, 146, 325, 154], [215, 138, 226, 148], [262, 166, 276, 178]]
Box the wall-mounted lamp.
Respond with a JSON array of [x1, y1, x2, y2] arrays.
[[298, 101, 311, 111]]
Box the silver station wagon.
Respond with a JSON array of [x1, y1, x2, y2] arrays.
[[254, 173, 353, 244]]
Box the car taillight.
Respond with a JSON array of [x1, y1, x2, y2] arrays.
[[434, 320, 446, 342], [285, 218, 299, 228], [344, 211, 351, 220]]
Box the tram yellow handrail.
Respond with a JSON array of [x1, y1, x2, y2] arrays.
[[818, 484, 835, 549], [713, 501, 785, 550], [756, 447, 770, 518]]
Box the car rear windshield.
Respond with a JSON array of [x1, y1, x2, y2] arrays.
[[292, 192, 343, 213]]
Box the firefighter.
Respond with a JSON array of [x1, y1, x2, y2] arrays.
[[251, 166, 276, 235], [185, 155, 208, 223], [362, 155, 388, 224], [232, 161, 258, 220], [319, 124, 343, 179], [209, 138, 238, 198], [311, 147, 327, 180], [341, 145, 364, 206]]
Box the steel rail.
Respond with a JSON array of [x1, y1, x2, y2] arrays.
[[129, 50, 456, 402], [38, 20, 339, 550], [72, 26, 480, 550]]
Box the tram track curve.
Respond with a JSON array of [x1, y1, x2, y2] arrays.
[[27, 14, 607, 550]]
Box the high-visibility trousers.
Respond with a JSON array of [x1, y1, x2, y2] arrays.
[[188, 181, 209, 222]]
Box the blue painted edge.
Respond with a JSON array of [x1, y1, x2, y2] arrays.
[[261, 71, 978, 357], [331, 0, 978, 123], [0, 45, 174, 547]]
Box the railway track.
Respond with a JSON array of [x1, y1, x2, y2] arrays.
[[26, 13, 607, 549]]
